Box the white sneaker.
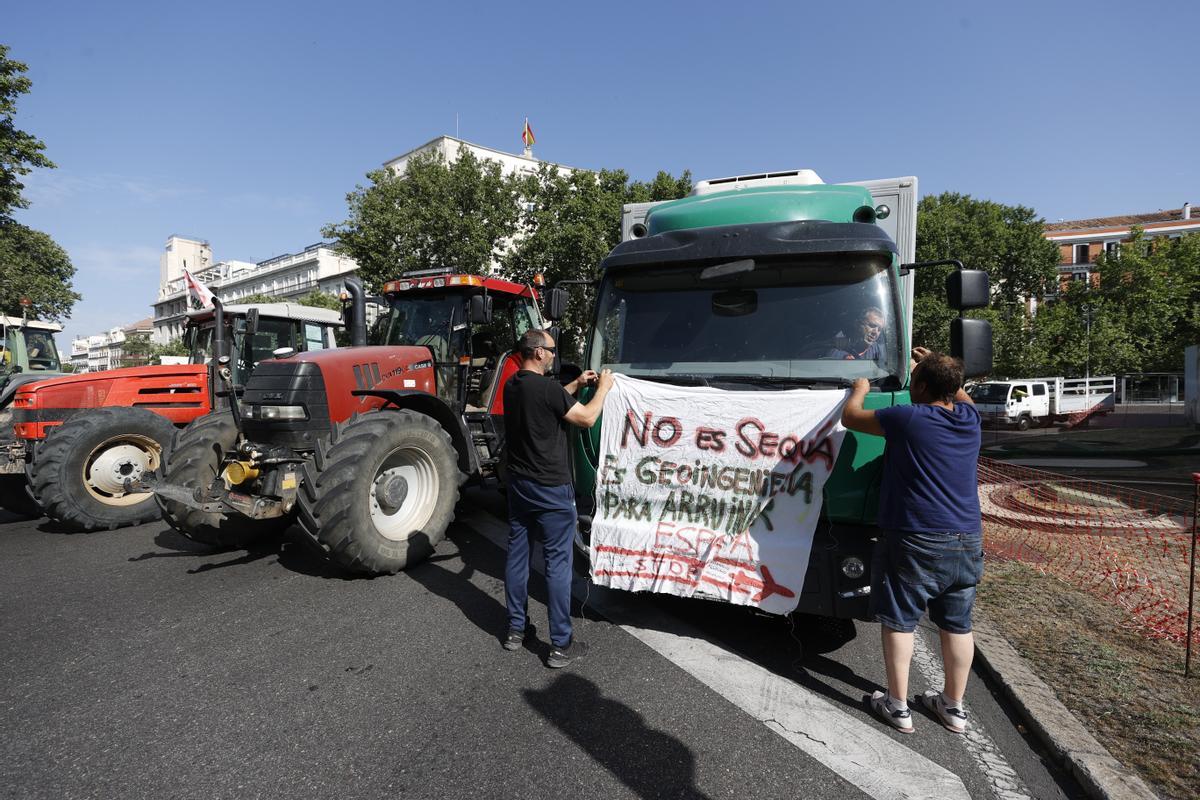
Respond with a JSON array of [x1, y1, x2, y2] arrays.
[[868, 690, 913, 734], [921, 689, 968, 733]]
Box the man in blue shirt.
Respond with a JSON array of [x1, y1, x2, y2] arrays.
[[841, 347, 982, 735]]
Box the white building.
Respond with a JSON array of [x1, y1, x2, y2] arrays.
[[383, 134, 581, 182], [69, 317, 154, 373], [152, 238, 359, 344]]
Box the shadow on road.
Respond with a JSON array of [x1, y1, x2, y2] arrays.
[[125, 526, 352, 579], [525, 672, 712, 800]]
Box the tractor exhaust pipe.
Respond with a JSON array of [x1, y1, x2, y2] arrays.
[[343, 277, 368, 347], [212, 297, 227, 361]]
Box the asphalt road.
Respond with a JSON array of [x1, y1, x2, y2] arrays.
[[980, 404, 1198, 503], [1, 493, 1084, 800]]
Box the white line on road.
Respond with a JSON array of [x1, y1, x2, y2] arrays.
[[463, 511, 971, 800], [910, 629, 1032, 800]]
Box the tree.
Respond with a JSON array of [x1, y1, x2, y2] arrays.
[[0, 221, 80, 320], [119, 332, 154, 367], [1086, 229, 1200, 373], [913, 193, 1060, 375], [151, 338, 190, 360], [295, 289, 344, 311], [503, 166, 692, 359], [0, 45, 54, 222], [236, 290, 344, 310], [323, 150, 522, 290], [0, 46, 78, 321]]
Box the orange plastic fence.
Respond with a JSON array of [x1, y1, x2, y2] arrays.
[[978, 457, 1198, 647]]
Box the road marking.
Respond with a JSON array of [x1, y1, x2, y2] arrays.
[[463, 511, 971, 800], [911, 630, 1033, 800]]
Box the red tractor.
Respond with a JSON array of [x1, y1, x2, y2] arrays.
[[7, 302, 342, 531], [154, 270, 548, 571]]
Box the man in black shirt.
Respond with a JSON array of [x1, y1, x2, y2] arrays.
[[503, 328, 613, 667]]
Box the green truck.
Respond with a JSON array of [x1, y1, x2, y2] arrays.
[[551, 169, 991, 620]]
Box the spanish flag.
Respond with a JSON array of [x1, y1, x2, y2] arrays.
[[522, 118, 535, 148]]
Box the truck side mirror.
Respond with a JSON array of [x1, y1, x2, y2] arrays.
[[951, 318, 993, 378], [946, 269, 990, 310], [469, 294, 493, 325], [245, 308, 260, 338], [546, 287, 568, 322]]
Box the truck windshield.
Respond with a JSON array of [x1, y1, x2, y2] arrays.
[[370, 294, 466, 363], [969, 383, 1010, 403], [587, 256, 903, 384]]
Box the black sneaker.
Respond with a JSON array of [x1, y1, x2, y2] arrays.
[[502, 625, 534, 651], [547, 638, 589, 668]]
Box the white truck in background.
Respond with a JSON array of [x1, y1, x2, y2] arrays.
[[970, 376, 1117, 430]]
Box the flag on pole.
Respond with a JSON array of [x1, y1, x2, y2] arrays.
[[522, 118, 535, 148], [182, 267, 216, 309]]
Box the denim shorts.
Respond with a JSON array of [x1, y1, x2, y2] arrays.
[[869, 530, 984, 634]]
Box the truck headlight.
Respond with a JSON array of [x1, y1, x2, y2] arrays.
[[245, 404, 307, 421], [840, 556, 865, 579]]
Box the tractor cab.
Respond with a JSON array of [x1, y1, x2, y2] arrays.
[[374, 270, 544, 413], [185, 302, 343, 391], [1, 315, 63, 383]]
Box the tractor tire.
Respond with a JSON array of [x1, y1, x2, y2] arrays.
[[28, 407, 177, 531], [1015, 415, 1031, 432], [296, 410, 463, 575], [158, 412, 292, 548], [0, 475, 41, 517]]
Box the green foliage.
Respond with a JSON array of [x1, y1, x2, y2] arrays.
[[119, 332, 154, 367], [235, 291, 340, 310], [151, 338, 190, 359], [0, 45, 54, 222], [0, 47, 77, 322], [502, 165, 691, 360], [913, 193, 1060, 375], [323, 150, 522, 290], [322, 147, 691, 363], [1087, 230, 1200, 372], [237, 293, 279, 305], [0, 220, 80, 320], [295, 289, 344, 311], [977, 229, 1200, 378]]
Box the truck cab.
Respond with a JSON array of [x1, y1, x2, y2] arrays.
[[561, 169, 989, 620], [970, 380, 1050, 430]]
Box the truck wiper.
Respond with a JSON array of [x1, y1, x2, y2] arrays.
[[710, 375, 854, 389], [636, 374, 710, 387]]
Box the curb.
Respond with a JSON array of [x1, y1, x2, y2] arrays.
[[972, 616, 1159, 800]]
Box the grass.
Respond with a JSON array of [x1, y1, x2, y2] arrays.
[[978, 559, 1200, 800]]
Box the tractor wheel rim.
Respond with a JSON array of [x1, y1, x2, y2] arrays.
[[83, 435, 160, 505], [368, 445, 438, 541]]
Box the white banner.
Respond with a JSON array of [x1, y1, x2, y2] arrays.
[[590, 374, 848, 615]]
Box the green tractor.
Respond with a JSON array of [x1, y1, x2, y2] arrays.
[[0, 314, 65, 516]]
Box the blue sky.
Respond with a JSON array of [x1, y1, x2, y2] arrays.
[[7, 0, 1198, 348]]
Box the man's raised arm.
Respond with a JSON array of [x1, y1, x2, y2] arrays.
[[564, 370, 615, 428]]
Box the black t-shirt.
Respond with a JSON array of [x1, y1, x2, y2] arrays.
[[503, 369, 578, 486]]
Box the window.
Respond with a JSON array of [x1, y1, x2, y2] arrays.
[[1105, 241, 1120, 258], [303, 323, 327, 351], [1032, 384, 1046, 396], [1072, 271, 1088, 282], [1073, 244, 1091, 264]]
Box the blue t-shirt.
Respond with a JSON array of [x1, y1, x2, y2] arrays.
[[875, 402, 982, 534]]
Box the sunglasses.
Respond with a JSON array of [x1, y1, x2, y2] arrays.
[[539, 345, 557, 353]]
